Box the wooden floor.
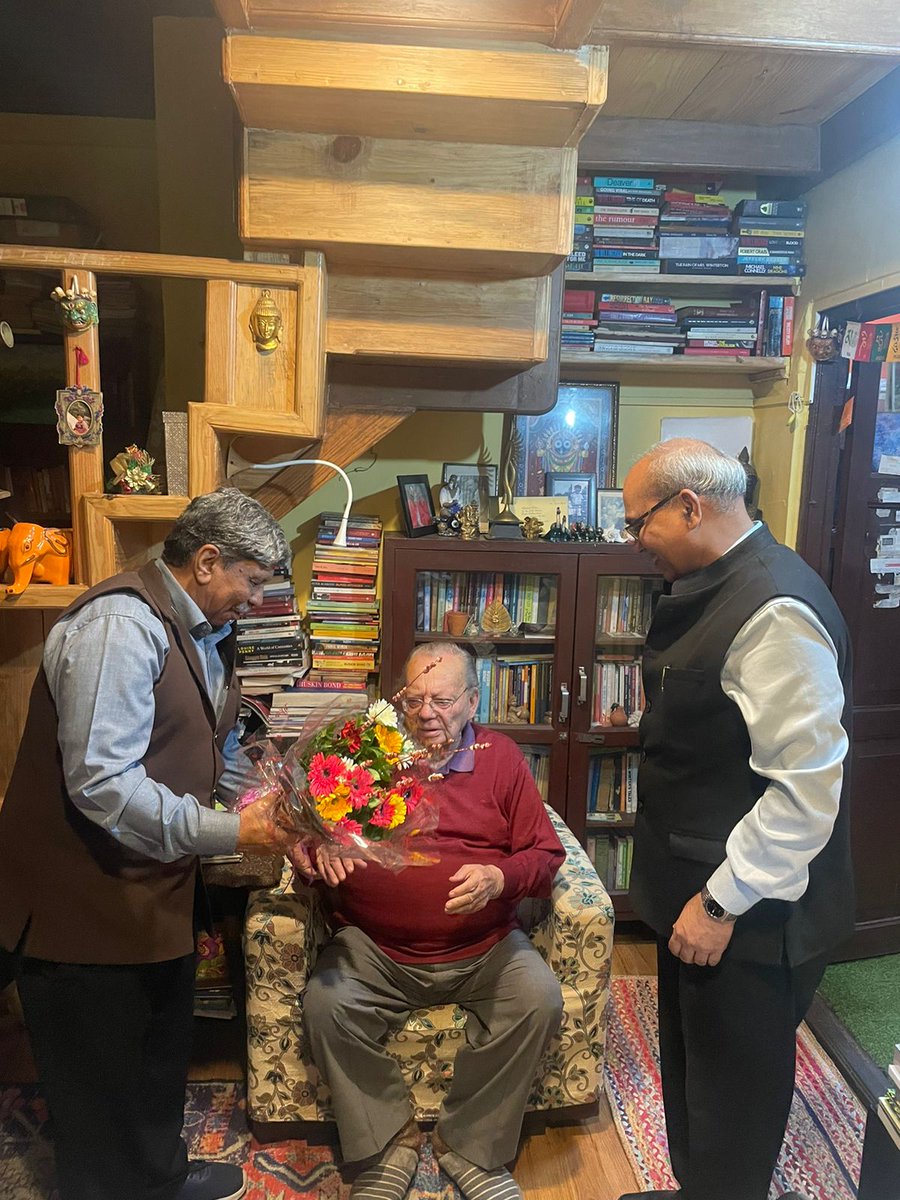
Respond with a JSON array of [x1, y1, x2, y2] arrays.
[[0, 932, 658, 1200]]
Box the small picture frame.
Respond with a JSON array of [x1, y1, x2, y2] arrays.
[[397, 474, 438, 537], [440, 463, 498, 515], [545, 472, 596, 527], [55, 385, 103, 447], [597, 489, 626, 539]]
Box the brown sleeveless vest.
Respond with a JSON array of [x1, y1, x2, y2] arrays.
[[0, 562, 240, 964]]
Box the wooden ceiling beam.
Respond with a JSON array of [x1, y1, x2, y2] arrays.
[[590, 0, 900, 55], [579, 117, 820, 175]]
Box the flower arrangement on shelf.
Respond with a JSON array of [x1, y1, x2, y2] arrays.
[[107, 445, 160, 494], [239, 659, 487, 870]]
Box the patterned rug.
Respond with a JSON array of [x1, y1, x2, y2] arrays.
[[603, 976, 867, 1200], [0, 1082, 459, 1200]]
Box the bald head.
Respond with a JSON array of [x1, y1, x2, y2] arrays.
[[623, 439, 754, 581]]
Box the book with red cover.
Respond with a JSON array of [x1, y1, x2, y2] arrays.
[[781, 296, 795, 356]]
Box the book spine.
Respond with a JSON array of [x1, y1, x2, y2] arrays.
[[593, 176, 655, 190], [781, 296, 795, 356], [754, 288, 768, 357]]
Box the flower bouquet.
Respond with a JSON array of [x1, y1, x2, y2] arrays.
[[240, 695, 442, 871]]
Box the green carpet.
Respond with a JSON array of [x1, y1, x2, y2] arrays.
[[818, 954, 900, 1068]]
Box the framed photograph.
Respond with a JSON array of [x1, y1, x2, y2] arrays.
[[514, 381, 618, 495], [545, 472, 596, 527], [397, 474, 438, 537], [440, 463, 498, 511], [55, 385, 103, 447], [597, 488, 626, 538]]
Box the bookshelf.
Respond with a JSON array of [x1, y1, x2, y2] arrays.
[[381, 535, 662, 919], [562, 268, 797, 386]]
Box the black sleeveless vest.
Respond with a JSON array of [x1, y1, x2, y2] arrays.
[[631, 525, 854, 965]]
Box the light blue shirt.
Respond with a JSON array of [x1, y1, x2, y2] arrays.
[[43, 560, 244, 862]]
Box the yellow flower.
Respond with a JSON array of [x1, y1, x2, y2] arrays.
[[316, 792, 352, 823], [386, 794, 407, 830], [375, 725, 404, 757]]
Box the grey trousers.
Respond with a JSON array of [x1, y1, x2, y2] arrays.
[[303, 926, 563, 1169]]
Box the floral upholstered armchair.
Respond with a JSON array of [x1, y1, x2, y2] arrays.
[[243, 806, 614, 1134]]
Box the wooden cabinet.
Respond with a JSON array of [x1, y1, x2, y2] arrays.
[[381, 534, 661, 919]]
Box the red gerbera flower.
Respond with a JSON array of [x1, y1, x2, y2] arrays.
[[307, 752, 346, 797], [340, 720, 362, 754], [346, 765, 375, 809], [336, 816, 364, 837]]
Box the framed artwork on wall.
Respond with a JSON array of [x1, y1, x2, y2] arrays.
[[514, 381, 618, 496], [545, 472, 596, 527], [397, 474, 438, 537], [440, 462, 498, 515]]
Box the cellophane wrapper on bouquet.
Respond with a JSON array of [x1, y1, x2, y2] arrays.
[[238, 699, 440, 870]]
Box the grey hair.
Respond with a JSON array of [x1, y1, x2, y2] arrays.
[[162, 487, 289, 569], [641, 439, 748, 512], [403, 641, 479, 691]]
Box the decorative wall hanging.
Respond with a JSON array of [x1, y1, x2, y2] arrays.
[[249, 289, 283, 353], [50, 275, 99, 332], [514, 381, 618, 495], [56, 347, 102, 446], [805, 316, 841, 363]]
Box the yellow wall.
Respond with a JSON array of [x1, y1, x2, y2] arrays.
[[282, 380, 755, 603], [0, 112, 159, 251], [758, 134, 900, 547]]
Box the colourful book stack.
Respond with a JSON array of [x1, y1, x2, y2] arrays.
[[592, 291, 683, 357], [591, 176, 662, 273], [675, 301, 760, 358], [586, 751, 640, 818], [562, 287, 597, 354], [658, 189, 736, 274], [307, 512, 382, 687], [567, 173, 596, 272], [236, 569, 310, 696], [733, 199, 807, 279]]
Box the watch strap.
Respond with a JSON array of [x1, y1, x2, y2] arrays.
[[701, 884, 738, 923]]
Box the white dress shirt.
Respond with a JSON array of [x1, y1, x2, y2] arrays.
[[703, 527, 849, 916]]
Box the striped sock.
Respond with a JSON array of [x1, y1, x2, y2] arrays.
[[349, 1144, 419, 1200], [437, 1150, 523, 1200]]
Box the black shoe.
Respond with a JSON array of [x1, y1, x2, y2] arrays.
[[174, 1162, 247, 1200]]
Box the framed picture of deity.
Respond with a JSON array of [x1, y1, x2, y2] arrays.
[[513, 381, 618, 496]]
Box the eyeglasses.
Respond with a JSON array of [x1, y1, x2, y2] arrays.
[[400, 687, 473, 714], [623, 492, 680, 542]]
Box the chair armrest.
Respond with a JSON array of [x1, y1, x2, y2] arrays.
[[244, 860, 327, 1022], [531, 806, 615, 990]]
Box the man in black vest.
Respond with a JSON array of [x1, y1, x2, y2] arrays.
[[617, 440, 852, 1200], [0, 489, 298, 1200]]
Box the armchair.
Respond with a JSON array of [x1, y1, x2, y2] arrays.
[[243, 807, 614, 1138]]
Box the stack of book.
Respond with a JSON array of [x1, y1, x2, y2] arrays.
[[593, 292, 684, 357], [659, 189, 737, 275], [586, 751, 640, 820], [596, 577, 659, 636], [593, 654, 644, 723], [591, 176, 662, 273], [562, 287, 597, 352], [567, 175, 596, 273], [676, 302, 760, 358], [236, 570, 310, 696], [268, 678, 367, 735], [472, 653, 554, 724], [760, 293, 796, 357], [733, 199, 807, 278], [415, 570, 557, 633], [587, 832, 634, 892], [308, 512, 382, 687], [520, 748, 550, 802]]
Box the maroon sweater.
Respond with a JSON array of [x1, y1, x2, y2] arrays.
[[324, 726, 565, 963]]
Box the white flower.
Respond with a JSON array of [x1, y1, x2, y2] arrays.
[[366, 700, 399, 728]]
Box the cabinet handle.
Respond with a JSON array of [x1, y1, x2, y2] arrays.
[[577, 666, 588, 704], [559, 683, 570, 723]]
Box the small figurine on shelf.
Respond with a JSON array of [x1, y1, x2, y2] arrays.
[[480, 597, 513, 635], [506, 703, 531, 724], [51, 275, 99, 332], [436, 502, 462, 537], [107, 445, 161, 495], [521, 515, 544, 541], [609, 703, 629, 728], [459, 503, 479, 541], [544, 507, 565, 542]]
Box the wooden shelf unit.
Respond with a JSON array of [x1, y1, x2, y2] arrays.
[[565, 270, 801, 295], [560, 351, 788, 382], [382, 534, 661, 918], [224, 36, 607, 147]]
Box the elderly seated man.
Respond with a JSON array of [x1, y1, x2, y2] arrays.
[[293, 641, 565, 1200]]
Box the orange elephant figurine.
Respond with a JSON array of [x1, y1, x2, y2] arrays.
[[1, 523, 73, 595]]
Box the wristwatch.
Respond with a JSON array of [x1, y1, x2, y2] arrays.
[[700, 884, 738, 924]]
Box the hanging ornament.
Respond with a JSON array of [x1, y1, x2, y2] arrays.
[[50, 275, 99, 332], [805, 316, 841, 363], [55, 347, 103, 447]]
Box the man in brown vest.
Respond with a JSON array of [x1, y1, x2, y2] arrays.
[[0, 488, 298, 1200]]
